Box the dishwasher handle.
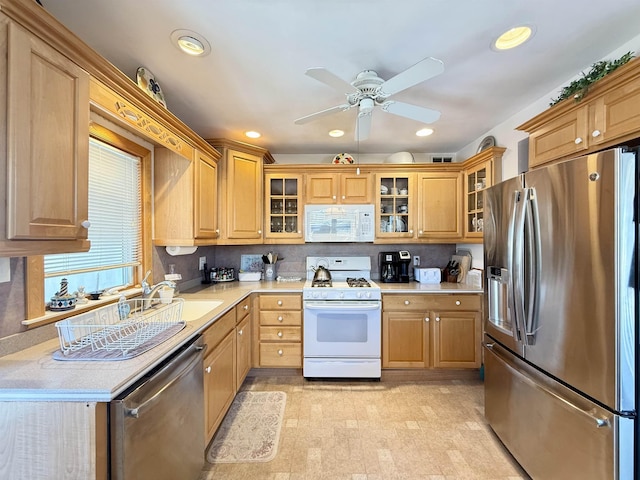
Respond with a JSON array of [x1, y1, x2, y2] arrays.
[[125, 340, 206, 419]]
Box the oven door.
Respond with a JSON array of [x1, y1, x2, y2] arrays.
[[303, 300, 381, 358]]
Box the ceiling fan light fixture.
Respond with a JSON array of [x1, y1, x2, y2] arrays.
[[329, 129, 344, 137], [170, 29, 211, 56], [492, 25, 535, 51], [416, 128, 434, 137], [245, 130, 261, 139]]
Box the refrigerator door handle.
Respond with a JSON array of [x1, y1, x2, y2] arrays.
[[511, 188, 528, 344], [523, 188, 542, 345], [488, 342, 612, 429]]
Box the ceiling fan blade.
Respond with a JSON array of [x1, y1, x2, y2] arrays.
[[355, 111, 372, 141], [381, 101, 441, 124], [305, 67, 359, 94], [379, 57, 444, 97], [294, 103, 353, 125]]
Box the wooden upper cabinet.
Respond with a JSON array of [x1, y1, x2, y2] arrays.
[[153, 147, 220, 246], [305, 172, 372, 204], [1, 16, 90, 254], [416, 172, 462, 240], [519, 57, 640, 167]]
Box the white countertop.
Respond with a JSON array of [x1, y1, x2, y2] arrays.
[[0, 280, 481, 402]]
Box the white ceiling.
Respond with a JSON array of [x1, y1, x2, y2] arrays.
[[43, 0, 640, 155]]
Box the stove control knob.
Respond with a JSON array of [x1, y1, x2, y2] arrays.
[[339, 292, 345, 298], [366, 291, 372, 298], [322, 291, 328, 299]]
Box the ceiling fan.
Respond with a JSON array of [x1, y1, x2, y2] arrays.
[[294, 57, 444, 141]]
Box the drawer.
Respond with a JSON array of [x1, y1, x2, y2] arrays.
[[383, 295, 431, 311], [259, 326, 301, 342], [202, 309, 235, 350], [260, 310, 302, 326], [235, 297, 251, 322], [259, 343, 302, 367], [429, 294, 481, 311], [259, 294, 301, 310]]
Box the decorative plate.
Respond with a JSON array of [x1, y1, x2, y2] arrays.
[[136, 67, 167, 108], [332, 153, 354, 164], [476, 135, 496, 154]]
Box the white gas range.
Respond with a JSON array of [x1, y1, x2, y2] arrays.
[[302, 256, 382, 379]]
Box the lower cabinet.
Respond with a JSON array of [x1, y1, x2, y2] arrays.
[[257, 294, 302, 367], [235, 297, 252, 390], [382, 294, 482, 369]]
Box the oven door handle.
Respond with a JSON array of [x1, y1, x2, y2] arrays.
[[304, 301, 381, 310]]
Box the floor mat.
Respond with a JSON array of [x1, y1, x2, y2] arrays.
[[206, 391, 286, 463]]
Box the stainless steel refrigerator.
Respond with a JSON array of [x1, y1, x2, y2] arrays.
[[483, 148, 637, 479]]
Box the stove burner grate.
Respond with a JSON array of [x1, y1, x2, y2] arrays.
[[346, 277, 371, 288], [311, 279, 332, 288]]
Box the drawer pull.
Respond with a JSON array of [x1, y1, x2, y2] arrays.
[[277, 331, 283, 337], [277, 300, 283, 306], [456, 300, 461, 306], [404, 300, 410, 305], [435, 316, 440, 322], [238, 329, 243, 336], [277, 349, 284, 356], [277, 316, 284, 322], [205, 366, 211, 373], [243, 304, 249, 310]]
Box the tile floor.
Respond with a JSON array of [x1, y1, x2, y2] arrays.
[[200, 375, 529, 480]]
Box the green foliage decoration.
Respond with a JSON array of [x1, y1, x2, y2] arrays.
[[549, 51, 635, 106]]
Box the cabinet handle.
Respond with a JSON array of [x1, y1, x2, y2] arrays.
[[575, 137, 583, 145], [277, 300, 283, 306], [456, 300, 461, 306], [215, 229, 220, 234], [404, 300, 410, 305], [277, 316, 284, 322], [258, 230, 262, 234], [419, 230, 423, 235], [341, 195, 345, 200], [205, 366, 211, 373], [332, 195, 337, 200], [238, 329, 243, 336], [277, 349, 284, 356], [592, 129, 601, 138], [425, 317, 430, 322], [81, 220, 91, 229], [277, 331, 283, 337], [435, 317, 440, 322], [243, 304, 249, 310], [409, 229, 414, 234]]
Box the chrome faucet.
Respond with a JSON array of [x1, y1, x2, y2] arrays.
[[141, 271, 176, 309]]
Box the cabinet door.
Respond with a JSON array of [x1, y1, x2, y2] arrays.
[[340, 173, 372, 203], [376, 174, 415, 240], [432, 310, 481, 368], [6, 20, 89, 240], [265, 174, 303, 241], [204, 330, 236, 442], [590, 76, 640, 146], [464, 162, 491, 239], [195, 151, 218, 239], [305, 173, 339, 204], [236, 314, 252, 391], [382, 311, 430, 368], [225, 149, 263, 239], [528, 106, 589, 168], [416, 172, 462, 239]]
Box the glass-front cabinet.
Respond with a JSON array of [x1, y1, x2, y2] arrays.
[[264, 174, 303, 242], [465, 163, 489, 239], [376, 174, 415, 239]]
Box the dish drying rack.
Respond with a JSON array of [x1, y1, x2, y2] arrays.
[[55, 298, 185, 357]]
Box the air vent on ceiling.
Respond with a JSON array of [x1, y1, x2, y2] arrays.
[[430, 154, 454, 163]]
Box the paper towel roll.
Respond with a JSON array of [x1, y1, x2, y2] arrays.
[[165, 246, 198, 256]]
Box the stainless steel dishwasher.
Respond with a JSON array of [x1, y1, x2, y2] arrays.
[[110, 334, 206, 480]]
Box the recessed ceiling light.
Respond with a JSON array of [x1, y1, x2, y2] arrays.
[[416, 128, 434, 137], [245, 131, 261, 139], [329, 129, 344, 137], [492, 25, 535, 51], [170, 29, 211, 56]]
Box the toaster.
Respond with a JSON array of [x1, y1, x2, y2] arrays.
[[414, 267, 441, 284]]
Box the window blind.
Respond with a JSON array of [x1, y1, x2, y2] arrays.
[[44, 138, 142, 283]]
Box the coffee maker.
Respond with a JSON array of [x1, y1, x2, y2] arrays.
[[379, 250, 411, 283]]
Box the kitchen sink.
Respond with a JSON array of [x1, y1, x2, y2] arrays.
[[180, 300, 223, 322]]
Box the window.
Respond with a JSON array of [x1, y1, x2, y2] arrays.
[[44, 138, 142, 299]]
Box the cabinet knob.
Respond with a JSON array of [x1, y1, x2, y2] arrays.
[[404, 300, 410, 305], [277, 331, 283, 337], [425, 317, 430, 322], [456, 300, 461, 306], [435, 316, 440, 322], [243, 304, 249, 310], [206, 366, 211, 373], [277, 349, 284, 356], [215, 229, 220, 234], [332, 195, 337, 200], [409, 229, 414, 234], [81, 220, 91, 229], [342, 195, 345, 200], [258, 229, 262, 234], [592, 129, 601, 138], [277, 316, 283, 322], [419, 230, 423, 235], [575, 137, 583, 145], [238, 329, 243, 336], [277, 300, 283, 306]]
